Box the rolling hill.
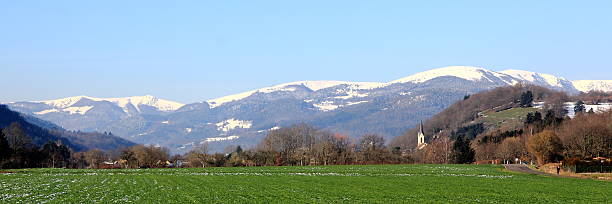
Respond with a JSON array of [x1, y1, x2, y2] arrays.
[[0, 105, 135, 152]]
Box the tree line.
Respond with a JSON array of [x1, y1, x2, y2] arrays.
[[0, 123, 73, 168], [183, 124, 411, 167]]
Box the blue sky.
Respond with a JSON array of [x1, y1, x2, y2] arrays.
[[1, 1, 611, 103]]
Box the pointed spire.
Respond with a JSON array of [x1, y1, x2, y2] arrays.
[[419, 120, 424, 134]]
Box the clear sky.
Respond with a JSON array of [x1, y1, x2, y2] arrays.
[[1, 1, 611, 103]]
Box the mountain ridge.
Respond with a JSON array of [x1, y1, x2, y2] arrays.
[[203, 66, 596, 109], [32, 95, 184, 113], [8, 66, 609, 108], [6, 66, 611, 153]]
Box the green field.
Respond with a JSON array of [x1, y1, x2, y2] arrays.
[[1, 165, 610, 203], [479, 107, 539, 130]]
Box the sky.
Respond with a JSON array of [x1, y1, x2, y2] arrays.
[[1, 1, 611, 103]]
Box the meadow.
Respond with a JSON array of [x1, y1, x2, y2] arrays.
[[1, 165, 610, 203]]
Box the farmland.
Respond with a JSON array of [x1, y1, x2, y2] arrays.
[[1, 165, 610, 203]]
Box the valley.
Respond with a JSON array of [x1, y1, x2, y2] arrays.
[[6, 66, 612, 153]]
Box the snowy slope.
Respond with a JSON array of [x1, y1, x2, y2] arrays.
[[572, 80, 612, 93], [37, 95, 184, 113], [391, 66, 516, 85], [205, 66, 598, 109], [206, 81, 385, 108], [500, 69, 572, 88]]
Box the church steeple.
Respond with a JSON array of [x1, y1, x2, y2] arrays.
[[417, 121, 427, 149], [419, 121, 424, 134]]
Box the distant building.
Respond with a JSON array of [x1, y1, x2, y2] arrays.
[[417, 121, 427, 149], [100, 161, 121, 169]]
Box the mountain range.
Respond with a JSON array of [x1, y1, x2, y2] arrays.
[[6, 66, 612, 153]]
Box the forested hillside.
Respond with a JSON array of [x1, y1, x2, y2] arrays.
[[391, 85, 568, 148], [390, 85, 612, 165], [0, 105, 135, 152]]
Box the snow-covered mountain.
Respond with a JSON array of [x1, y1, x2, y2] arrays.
[[34, 95, 184, 114], [572, 80, 612, 93], [207, 81, 385, 108], [500, 69, 577, 92], [6, 66, 610, 153], [391, 66, 518, 85], [7, 95, 184, 139]]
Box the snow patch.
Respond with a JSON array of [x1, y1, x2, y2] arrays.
[[215, 118, 253, 132], [63, 106, 94, 115], [34, 109, 60, 115], [334, 90, 368, 99], [313, 101, 339, 112], [259, 126, 281, 133], [207, 90, 258, 108], [565, 102, 612, 118], [204, 135, 240, 142], [161, 121, 170, 124], [346, 101, 369, 106]]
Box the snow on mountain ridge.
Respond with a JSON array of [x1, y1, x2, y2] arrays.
[[205, 66, 577, 109], [390, 66, 512, 84], [36, 95, 184, 112], [500, 69, 568, 88], [206, 80, 385, 108], [572, 80, 612, 93], [27, 66, 610, 113]]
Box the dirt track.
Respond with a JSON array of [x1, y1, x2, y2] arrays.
[[503, 164, 575, 178]]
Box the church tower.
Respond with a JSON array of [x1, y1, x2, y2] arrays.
[[417, 121, 427, 149]]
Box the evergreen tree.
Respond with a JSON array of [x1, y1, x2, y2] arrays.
[[525, 111, 543, 124], [0, 131, 11, 163], [57, 144, 72, 167], [451, 136, 475, 164], [235, 145, 243, 154], [525, 112, 535, 124], [543, 110, 563, 127], [574, 100, 585, 114], [533, 111, 542, 122], [520, 91, 534, 107]]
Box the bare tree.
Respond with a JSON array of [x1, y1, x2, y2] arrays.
[[557, 111, 612, 158], [84, 149, 107, 168], [496, 137, 527, 163], [357, 134, 387, 164], [3, 123, 32, 153], [528, 130, 563, 164]]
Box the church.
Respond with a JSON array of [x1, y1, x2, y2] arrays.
[[417, 121, 427, 149]]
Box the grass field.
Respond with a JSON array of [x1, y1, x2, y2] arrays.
[[479, 107, 539, 130], [1, 165, 610, 203]]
